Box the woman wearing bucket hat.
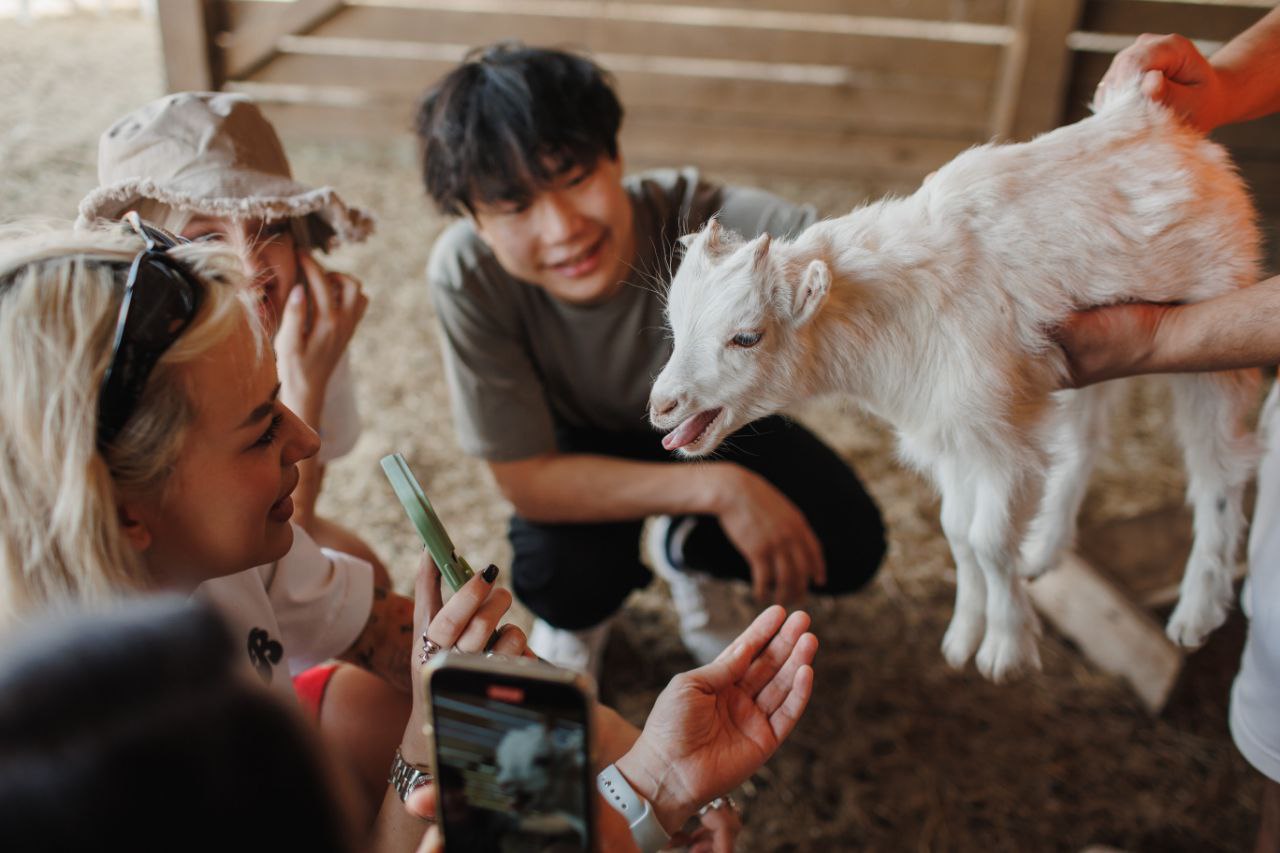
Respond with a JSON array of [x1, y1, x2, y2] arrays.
[[77, 92, 407, 824]]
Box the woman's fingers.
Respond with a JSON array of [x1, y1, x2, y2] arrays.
[[404, 781, 437, 821], [298, 251, 331, 314], [739, 610, 811, 698], [706, 605, 787, 684], [487, 623, 530, 657], [767, 663, 815, 743], [754, 632, 819, 718], [423, 563, 500, 648], [336, 272, 368, 327], [453, 587, 514, 652]]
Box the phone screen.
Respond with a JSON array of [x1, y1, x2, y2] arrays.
[[431, 667, 593, 852]]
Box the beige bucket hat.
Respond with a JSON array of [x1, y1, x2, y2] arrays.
[[76, 91, 374, 250]]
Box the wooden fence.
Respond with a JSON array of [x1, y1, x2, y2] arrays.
[[158, 1, 1276, 208]]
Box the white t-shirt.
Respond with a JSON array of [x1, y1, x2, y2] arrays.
[[195, 523, 373, 704], [1231, 383, 1280, 784], [316, 352, 361, 466]]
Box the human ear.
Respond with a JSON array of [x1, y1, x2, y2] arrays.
[[116, 501, 153, 552]]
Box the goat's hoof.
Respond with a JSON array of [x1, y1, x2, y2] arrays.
[[1166, 594, 1230, 649], [941, 615, 984, 669], [975, 628, 1042, 683]]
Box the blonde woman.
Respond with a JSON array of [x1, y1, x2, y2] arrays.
[[0, 220, 528, 846], [76, 92, 413, 809]]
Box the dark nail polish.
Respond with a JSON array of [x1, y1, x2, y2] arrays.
[[482, 564, 499, 584]]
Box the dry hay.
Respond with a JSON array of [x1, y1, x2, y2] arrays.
[[0, 13, 1265, 851]]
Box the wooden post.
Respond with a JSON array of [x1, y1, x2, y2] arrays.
[[989, 0, 1083, 141], [219, 0, 346, 82], [156, 0, 218, 91], [1027, 553, 1184, 714]]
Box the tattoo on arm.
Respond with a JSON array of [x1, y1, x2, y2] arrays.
[[340, 586, 416, 693]]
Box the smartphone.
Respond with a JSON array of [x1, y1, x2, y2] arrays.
[[426, 653, 596, 852], [380, 453, 475, 592]]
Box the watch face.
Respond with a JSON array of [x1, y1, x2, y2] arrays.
[[431, 670, 592, 852]]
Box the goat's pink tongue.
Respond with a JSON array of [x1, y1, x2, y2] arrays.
[[662, 409, 720, 451]]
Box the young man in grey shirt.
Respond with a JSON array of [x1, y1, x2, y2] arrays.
[[416, 43, 886, 676]]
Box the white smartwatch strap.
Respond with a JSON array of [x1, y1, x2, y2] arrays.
[[596, 763, 670, 853]]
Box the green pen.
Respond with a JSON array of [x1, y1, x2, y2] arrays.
[[380, 452, 476, 592]]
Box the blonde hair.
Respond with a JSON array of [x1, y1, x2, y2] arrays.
[[0, 221, 263, 628]]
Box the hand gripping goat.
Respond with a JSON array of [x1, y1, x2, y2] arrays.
[[649, 78, 1261, 683]]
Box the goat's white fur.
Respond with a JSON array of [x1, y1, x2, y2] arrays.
[[650, 78, 1261, 683], [494, 724, 587, 839]]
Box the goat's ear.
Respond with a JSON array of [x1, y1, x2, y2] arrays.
[[705, 218, 722, 252], [751, 233, 771, 270], [792, 259, 830, 326]]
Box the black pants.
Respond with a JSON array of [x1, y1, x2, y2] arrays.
[[509, 416, 887, 629]]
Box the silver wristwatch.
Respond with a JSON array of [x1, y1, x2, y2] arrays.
[[388, 747, 432, 803]]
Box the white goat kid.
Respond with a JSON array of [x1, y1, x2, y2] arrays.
[[649, 78, 1260, 683], [494, 723, 588, 840]]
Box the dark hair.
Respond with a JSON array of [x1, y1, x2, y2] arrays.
[[414, 42, 624, 215], [0, 598, 350, 853]]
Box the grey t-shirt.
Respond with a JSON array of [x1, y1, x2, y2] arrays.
[[428, 168, 816, 462]]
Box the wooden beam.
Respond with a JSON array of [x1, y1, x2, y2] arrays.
[[156, 0, 217, 91], [348, 0, 1010, 23], [344, 0, 1015, 45], [1028, 553, 1183, 714], [1066, 31, 1223, 56], [302, 3, 1007, 80], [248, 46, 992, 136], [989, 0, 1083, 141], [219, 0, 346, 82], [248, 93, 969, 183]]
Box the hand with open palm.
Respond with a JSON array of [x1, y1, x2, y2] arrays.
[[615, 605, 818, 833]]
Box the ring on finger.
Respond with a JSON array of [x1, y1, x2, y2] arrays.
[[699, 795, 740, 817], [420, 633, 444, 666]]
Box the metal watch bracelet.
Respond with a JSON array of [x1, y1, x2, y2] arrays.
[[388, 747, 432, 803]]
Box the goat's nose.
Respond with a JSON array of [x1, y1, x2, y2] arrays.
[[651, 395, 681, 418]]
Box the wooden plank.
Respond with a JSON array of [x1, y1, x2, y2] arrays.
[[156, 0, 217, 91], [273, 33, 997, 93], [293, 4, 1009, 80], [1081, 0, 1269, 41], [621, 114, 974, 178], [1027, 552, 1184, 713], [1067, 29, 1224, 55], [990, 0, 1083, 140], [341, 0, 1015, 45], [250, 96, 972, 180], [246, 50, 993, 136], [349, 0, 1011, 24], [219, 0, 346, 81]]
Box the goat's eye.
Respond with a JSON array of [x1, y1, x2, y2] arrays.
[[729, 331, 763, 348]]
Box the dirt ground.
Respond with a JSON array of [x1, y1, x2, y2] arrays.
[[0, 12, 1269, 851]]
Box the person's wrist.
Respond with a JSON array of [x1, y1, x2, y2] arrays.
[[698, 462, 743, 517], [1205, 64, 1241, 130], [614, 739, 697, 834], [399, 712, 432, 767]]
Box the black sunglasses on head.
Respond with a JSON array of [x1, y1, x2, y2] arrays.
[[96, 213, 205, 452]]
